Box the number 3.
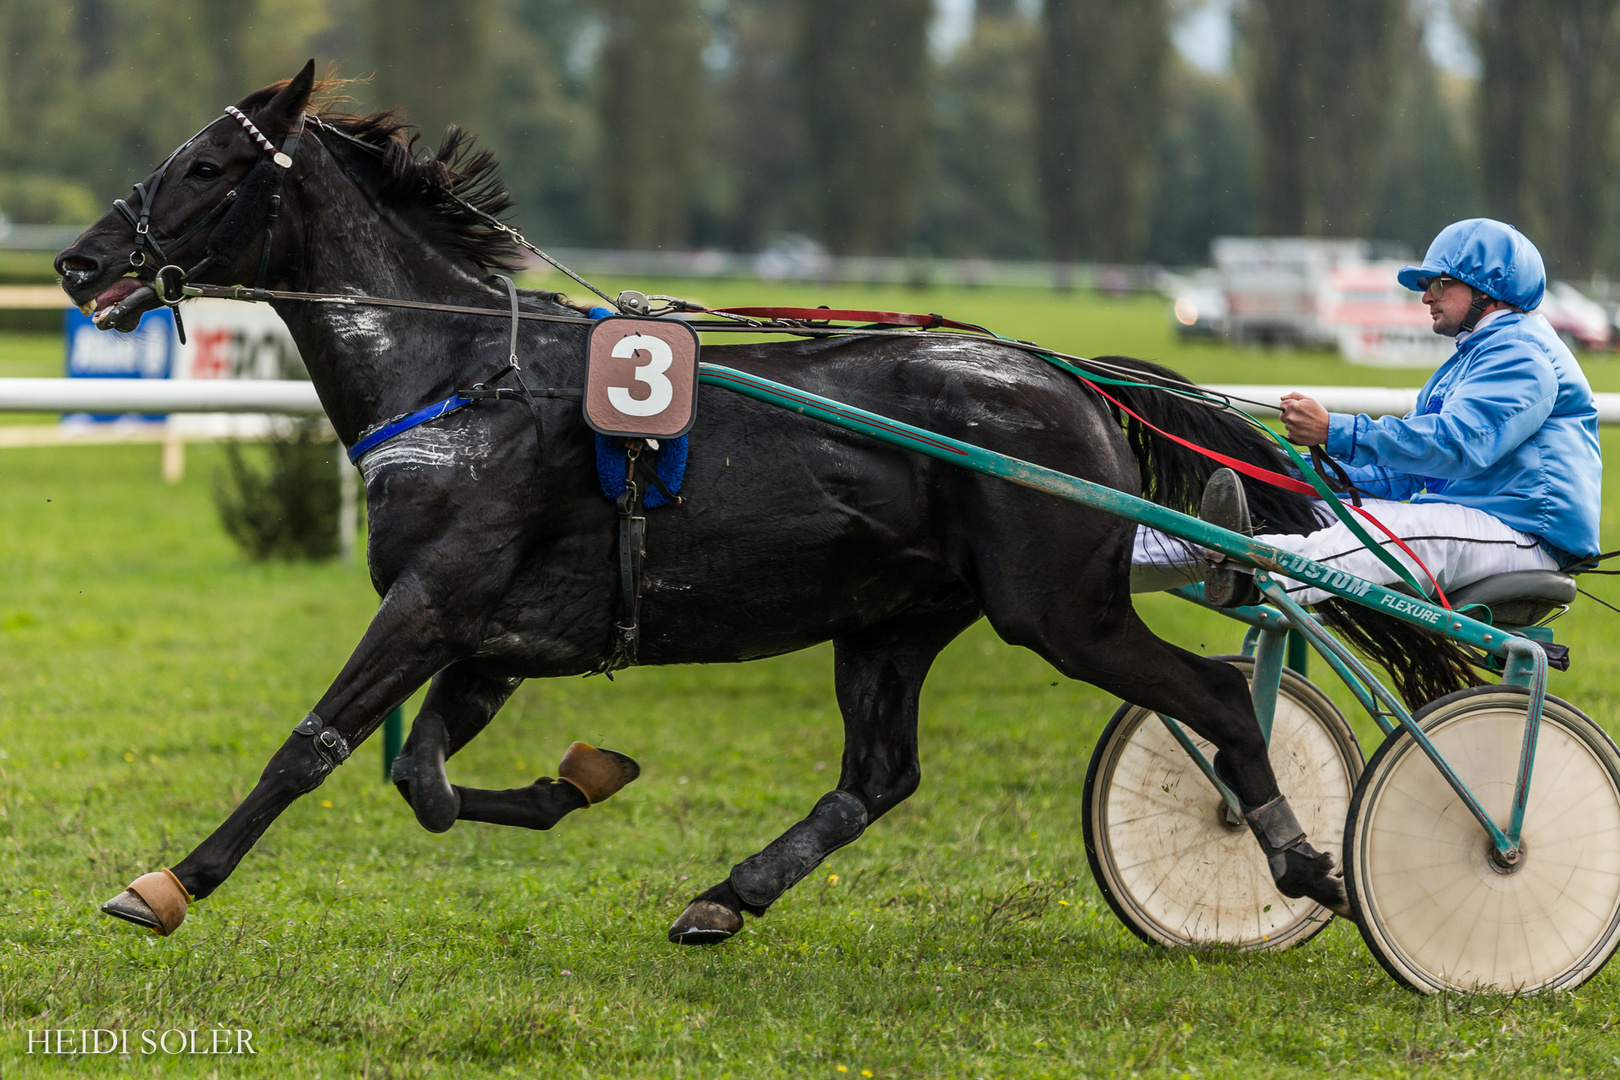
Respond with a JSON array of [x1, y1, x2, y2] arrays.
[[608, 334, 674, 417]]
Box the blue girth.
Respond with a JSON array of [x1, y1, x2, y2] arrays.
[[346, 299, 617, 465], [347, 394, 477, 464]]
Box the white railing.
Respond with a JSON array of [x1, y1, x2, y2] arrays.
[[14, 379, 1618, 424], [4, 376, 1620, 424], [0, 378, 322, 413], [3, 377, 1618, 569], [0, 378, 351, 561], [1208, 385, 1620, 425]]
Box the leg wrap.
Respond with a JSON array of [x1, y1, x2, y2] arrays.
[[1244, 794, 1308, 879], [729, 790, 868, 910], [281, 713, 350, 794]]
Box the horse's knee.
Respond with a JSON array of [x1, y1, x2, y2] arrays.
[[258, 714, 351, 797]]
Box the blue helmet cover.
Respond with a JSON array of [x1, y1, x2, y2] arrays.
[[1397, 218, 1546, 310]]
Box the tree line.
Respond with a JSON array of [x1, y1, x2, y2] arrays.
[[3, 0, 1618, 275]]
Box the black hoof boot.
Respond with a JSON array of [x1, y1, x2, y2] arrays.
[[1245, 793, 1350, 918], [1273, 844, 1350, 917], [401, 713, 460, 834], [1201, 467, 1259, 607]]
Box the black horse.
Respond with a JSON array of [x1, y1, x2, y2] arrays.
[[58, 63, 1461, 942]]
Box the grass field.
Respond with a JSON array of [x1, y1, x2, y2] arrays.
[[5, 287, 1620, 1078]]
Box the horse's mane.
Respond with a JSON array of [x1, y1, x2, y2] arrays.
[[237, 80, 525, 274]]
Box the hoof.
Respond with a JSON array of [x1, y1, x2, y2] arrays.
[[667, 899, 742, 945], [557, 742, 641, 806], [407, 714, 460, 833], [1274, 845, 1350, 918], [102, 869, 189, 936], [101, 890, 161, 931]]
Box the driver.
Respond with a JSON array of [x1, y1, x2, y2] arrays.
[[1136, 217, 1602, 607]]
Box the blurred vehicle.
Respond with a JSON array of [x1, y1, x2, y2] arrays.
[[1539, 281, 1611, 350], [753, 234, 832, 281], [1164, 269, 1228, 338], [1320, 261, 1451, 366], [1211, 237, 1378, 346]]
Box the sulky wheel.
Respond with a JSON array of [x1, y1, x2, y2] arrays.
[[1344, 687, 1620, 994], [1083, 656, 1363, 951]]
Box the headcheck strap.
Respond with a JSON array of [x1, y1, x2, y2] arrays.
[[225, 105, 299, 169], [222, 106, 307, 288]]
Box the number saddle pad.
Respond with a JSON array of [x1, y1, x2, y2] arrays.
[[584, 315, 698, 510]]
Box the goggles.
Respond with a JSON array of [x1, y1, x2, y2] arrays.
[[1417, 276, 1458, 303]]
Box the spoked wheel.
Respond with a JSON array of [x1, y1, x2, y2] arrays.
[[1084, 656, 1363, 950], [1345, 687, 1620, 994]]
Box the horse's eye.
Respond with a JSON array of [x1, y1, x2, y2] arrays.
[[190, 162, 222, 180]]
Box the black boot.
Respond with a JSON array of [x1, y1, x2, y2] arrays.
[[1200, 467, 1259, 607], [1244, 794, 1350, 918]]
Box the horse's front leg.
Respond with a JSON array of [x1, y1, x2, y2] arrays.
[[390, 663, 639, 833], [669, 603, 977, 944], [100, 575, 466, 935]]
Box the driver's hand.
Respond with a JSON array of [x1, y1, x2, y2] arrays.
[[1280, 393, 1330, 446]]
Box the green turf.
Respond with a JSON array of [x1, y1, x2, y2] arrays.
[[0, 333, 63, 427], [4, 294, 1620, 1078]]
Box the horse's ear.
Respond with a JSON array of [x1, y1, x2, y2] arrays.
[[260, 60, 316, 136]]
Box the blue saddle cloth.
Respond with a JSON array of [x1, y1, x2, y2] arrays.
[[595, 434, 688, 508]]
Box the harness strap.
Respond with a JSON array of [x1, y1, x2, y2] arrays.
[[491, 273, 545, 454], [704, 306, 984, 332], [599, 442, 648, 674], [1310, 445, 1362, 507]]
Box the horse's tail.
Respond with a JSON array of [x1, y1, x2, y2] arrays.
[[1091, 354, 1482, 707]]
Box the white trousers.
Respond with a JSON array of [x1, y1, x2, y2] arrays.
[[1131, 499, 1561, 605]]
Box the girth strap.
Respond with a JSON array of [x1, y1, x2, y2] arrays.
[[600, 441, 649, 675]]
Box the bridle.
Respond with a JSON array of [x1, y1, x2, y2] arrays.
[[101, 105, 307, 340]]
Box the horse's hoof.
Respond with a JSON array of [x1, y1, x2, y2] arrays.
[[667, 899, 742, 945], [102, 890, 161, 931], [102, 869, 189, 936], [557, 742, 640, 806], [408, 714, 459, 833], [1274, 845, 1350, 918]]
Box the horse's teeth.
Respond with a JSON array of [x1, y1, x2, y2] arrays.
[[83, 299, 97, 315]]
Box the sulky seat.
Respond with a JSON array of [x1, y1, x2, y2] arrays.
[[1447, 570, 1578, 627]]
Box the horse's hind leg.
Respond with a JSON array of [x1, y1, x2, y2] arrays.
[[390, 665, 523, 831], [393, 663, 640, 833], [987, 576, 1347, 913], [669, 598, 979, 945]]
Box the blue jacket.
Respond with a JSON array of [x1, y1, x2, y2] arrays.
[[1325, 311, 1602, 563]]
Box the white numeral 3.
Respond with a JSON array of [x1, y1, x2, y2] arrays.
[[607, 334, 675, 417]]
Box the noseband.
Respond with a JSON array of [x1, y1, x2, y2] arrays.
[[102, 106, 306, 337]]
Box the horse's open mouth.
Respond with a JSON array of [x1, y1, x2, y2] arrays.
[[84, 276, 156, 332]]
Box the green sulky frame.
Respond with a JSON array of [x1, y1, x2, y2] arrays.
[[698, 362, 1553, 864]]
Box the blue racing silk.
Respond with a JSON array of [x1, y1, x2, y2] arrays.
[[1324, 310, 1602, 562]]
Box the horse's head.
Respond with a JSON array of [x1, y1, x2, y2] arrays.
[[56, 61, 317, 332]]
